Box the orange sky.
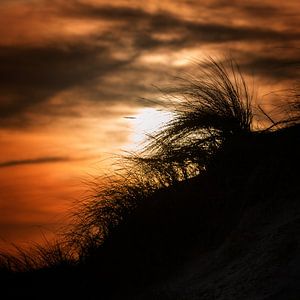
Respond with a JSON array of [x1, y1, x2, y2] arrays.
[[0, 0, 299, 250]]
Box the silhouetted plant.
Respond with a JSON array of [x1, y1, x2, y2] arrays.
[[65, 167, 161, 259], [1, 58, 299, 299], [283, 85, 300, 126], [0, 239, 75, 272], [64, 58, 256, 261], [138, 58, 253, 179]]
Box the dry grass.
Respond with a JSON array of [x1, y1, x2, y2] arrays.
[[0, 58, 298, 282]]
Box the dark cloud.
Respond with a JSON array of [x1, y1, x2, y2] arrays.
[[207, 0, 282, 18], [62, 4, 299, 46], [234, 3, 282, 18], [70, 5, 300, 81], [98, 6, 300, 81], [239, 53, 300, 81], [0, 156, 72, 168], [130, 21, 299, 50], [60, 1, 151, 21], [0, 1, 299, 129], [0, 41, 133, 125]]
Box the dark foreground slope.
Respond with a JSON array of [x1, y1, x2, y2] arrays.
[[1, 124, 299, 300], [1, 60, 299, 299], [133, 125, 300, 300], [112, 124, 300, 300]]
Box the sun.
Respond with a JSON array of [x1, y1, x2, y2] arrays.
[[126, 108, 173, 151]]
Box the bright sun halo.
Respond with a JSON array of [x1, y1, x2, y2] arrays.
[[126, 108, 173, 150]]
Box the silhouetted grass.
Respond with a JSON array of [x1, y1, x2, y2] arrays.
[[138, 59, 253, 178], [0, 58, 299, 299], [0, 239, 75, 272], [63, 59, 255, 262]]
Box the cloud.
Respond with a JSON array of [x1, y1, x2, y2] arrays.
[[60, 3, 299, 46], [0, 156, 72, 168], [64, 4, 300, 82], [0, 1, 299, 129], [207, 0, 281, 17], [239, 52, 300, 81], [0, 40, 134, 126], [59, 1, 151, 21]]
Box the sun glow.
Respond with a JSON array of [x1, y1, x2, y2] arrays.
[[126, 108, 173, 151]]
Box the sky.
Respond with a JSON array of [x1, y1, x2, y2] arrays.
[[0, 0, 299, 250]]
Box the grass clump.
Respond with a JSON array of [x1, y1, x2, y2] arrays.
[[66, 58, 255, 260], [1, 58, 299, 299]]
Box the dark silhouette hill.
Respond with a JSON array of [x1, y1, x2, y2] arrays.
[[0, 59, 299, 299]]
